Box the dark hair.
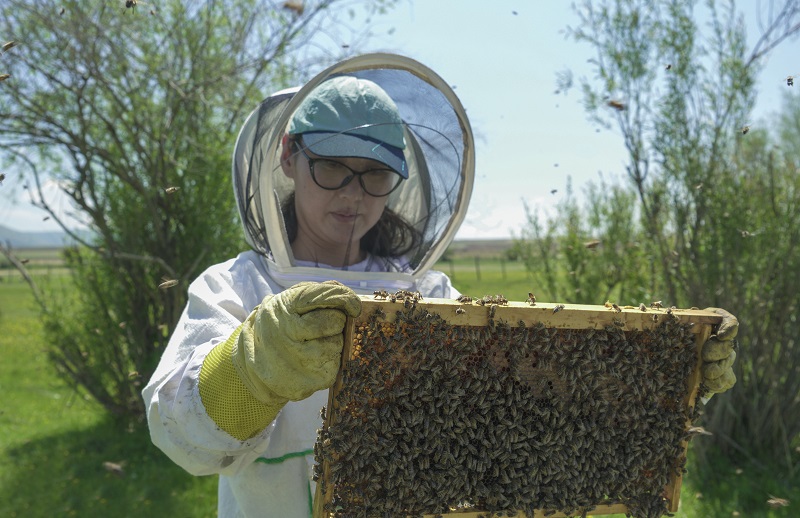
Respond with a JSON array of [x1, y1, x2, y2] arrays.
[[281, 192, 422, 258]]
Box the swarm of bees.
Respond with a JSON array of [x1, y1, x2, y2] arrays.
[[373, 289, 423, 306], [314, 301, 706, 518]]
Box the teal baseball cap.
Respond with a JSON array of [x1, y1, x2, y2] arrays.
[[288, 76, 408, 178]]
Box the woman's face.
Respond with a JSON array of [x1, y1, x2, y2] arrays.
[[281, 137, 392, 267]]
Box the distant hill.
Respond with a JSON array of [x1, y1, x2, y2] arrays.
[[0, 225, 91, 249]]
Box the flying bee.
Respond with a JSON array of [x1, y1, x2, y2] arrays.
[[741, 124, 750, 134], [767, 495, 789, 508], [665, 63, 672, 70], [553, 304, 565, 314], [787, 75, 796, 87], [165, 186, 179, 194], [527, 292, 536, 305], [0, 173, 5, 185], [282, 0, 305, 15], [650, 300, 663, 309], [0, 74, 10, 82], [607, 99, 625, 111], [1, 41, 17, 53], [158, 277, 179, 289]]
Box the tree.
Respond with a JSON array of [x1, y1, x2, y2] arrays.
[[518, 0, 800, 473], [0, 0, 395, 421]]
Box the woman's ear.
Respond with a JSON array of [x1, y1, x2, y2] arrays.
[[280, 134, 296, 179]]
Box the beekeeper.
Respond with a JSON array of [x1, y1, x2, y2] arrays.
[[143, 53, 739, 518]]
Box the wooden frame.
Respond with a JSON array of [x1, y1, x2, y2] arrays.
[[313, 297, 721, 518]]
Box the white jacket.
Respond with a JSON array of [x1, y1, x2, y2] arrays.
[[142, 251, 458, 517]]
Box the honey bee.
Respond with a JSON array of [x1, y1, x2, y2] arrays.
[[1, 41, 17, 53], [455, 307, 466, 315], [456, 294, 472, 303], [741, 125, 750, 134], [607, 99, 625, 111], [767, 495, 789, 508], [584, 239, 601, 249], [611, 303, 622, 313], [665, 63, 672, 70], [373, 290, 389, 299], [526, 292, 536, 306], [282, 0, 304, 15], [158, 277, 179, 289], [552, 304, 565, 314], [0, 74, 10, 82], [165, 186, 179, 194], [125, 0, 137, 12], [0, 173, 5, 185], [787, 75, 795, 87], [639, 303, 647, 312], [650, 300, 663, 309]]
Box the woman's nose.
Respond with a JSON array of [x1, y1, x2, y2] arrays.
[[339, 176, 365, 198]]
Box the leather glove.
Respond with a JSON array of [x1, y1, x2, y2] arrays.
[[199, 281, 361, 440], [701, 307, 739, 395]]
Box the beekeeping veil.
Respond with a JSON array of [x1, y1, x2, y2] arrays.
[[232, 53, 474, 292]]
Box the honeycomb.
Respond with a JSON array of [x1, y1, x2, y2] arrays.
[[314, 295, 719, 518]]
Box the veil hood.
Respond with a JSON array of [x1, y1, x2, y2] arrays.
[[232, 53, 474, 291]]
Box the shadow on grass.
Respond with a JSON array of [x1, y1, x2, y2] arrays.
[[1, 418, 217, 518]]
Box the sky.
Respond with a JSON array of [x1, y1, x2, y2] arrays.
[[1, 0, 798, 240]]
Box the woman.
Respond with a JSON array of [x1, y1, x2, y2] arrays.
[[143, 54, 474, 518]]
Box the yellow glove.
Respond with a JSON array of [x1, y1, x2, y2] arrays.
[[701, 307, 739, 395], [199, 281, 361, 440]]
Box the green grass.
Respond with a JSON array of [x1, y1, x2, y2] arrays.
[[436, 257, 535, 302], [2, 260, 799, 518], [0, 280, 217, 518]]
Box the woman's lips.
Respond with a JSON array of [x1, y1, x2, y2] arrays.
[[331, 211, 358, 223]]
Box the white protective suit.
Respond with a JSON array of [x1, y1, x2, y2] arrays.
[[143, 53, 474, 517]]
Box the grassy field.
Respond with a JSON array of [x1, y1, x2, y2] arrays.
[[0, 280, 217, 518], [0, 249, 797, 517]]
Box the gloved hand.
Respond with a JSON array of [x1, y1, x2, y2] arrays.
[[199, 281, 361, 440], [701, 307, 739, 395], [233, 280, 362, 402]]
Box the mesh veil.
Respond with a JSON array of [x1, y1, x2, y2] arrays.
[[232, 54, 474, 290]]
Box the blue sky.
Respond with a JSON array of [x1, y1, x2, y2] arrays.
[[1, 0, 797, 239]]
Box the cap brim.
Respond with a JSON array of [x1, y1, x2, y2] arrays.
[[301, 132, 408, 179]]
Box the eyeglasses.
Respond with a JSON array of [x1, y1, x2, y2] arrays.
[[297, 146, 404, 197]]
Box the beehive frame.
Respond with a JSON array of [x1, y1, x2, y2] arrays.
[[313, 296, 721, 518]]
